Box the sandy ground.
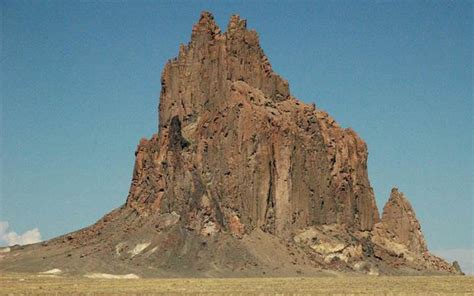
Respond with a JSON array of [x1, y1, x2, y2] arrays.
[[0, 273, 472, 295]]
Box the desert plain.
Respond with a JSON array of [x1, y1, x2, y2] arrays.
[[1, 272, 473, 295]]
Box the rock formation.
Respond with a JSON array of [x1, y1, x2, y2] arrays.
[[381, 188, 428, 255], [127, 11, 379, 236], [369, 188, 457, 274], [0, 12, 461, 277]]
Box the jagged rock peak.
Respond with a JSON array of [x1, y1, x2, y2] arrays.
[[136, 11, 380, 233], [191, 11, 221, 39], [227, 14, 247, 33], [381, 188, 428, 254], [191, 12, 249, 38], [159, 11, 291, 130]]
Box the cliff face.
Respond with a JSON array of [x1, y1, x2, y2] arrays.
[[0, 12, 460, 277], [126, 12, 379, 237]]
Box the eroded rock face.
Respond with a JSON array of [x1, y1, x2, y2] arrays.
[[0, 11, 459, 277], [370, 188, 459, 274], [125, 12, 379, 237], [120, 13, 456, 274], [381, 188, 428, 255]]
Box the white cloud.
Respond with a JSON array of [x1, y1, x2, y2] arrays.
[[432, 248, 474, 275], [0, 221, 42, 246]]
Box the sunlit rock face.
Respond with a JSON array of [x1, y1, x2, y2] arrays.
[[0, 12, 460, 277], [381, 188, 428, 255], [126, 11, 380, 237]]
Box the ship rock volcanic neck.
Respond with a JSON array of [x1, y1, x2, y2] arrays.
[[0, 12, 462, 277], [127, 11, 379, 234]]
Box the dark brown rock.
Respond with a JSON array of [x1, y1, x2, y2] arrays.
[[127, 11, 379, 236], [381, 188, 428, 255], [0, 12, 458, 277], [371, 188, 457, 273], [452, 261, 464, 275]]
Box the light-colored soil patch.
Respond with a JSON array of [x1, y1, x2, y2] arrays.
[[0, 247, 10, 253], [40, 268, 62, 275], [84, 273, 140, 279], [128, 242, 151, 257], [0, 273, 472, 295]]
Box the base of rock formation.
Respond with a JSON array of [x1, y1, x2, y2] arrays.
[[0, 199, 459, 277]]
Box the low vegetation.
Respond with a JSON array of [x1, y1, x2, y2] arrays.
[[1, 273, 472, 295]]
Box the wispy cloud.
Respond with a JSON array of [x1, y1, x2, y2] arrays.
[[0, 221, 42, 246], [432, 248, 474, 275]]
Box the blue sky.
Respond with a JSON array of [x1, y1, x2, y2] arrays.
[[1, 1, 472, 271]]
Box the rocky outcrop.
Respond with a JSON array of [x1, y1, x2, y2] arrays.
[[0, 11, 459, 277], [371, 188, 459, 274], [452, 261, 464, 275], [126, 11, 379, 237], [381, 188, 428, 255]]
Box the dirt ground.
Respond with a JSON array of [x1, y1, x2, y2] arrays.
[[0, 273, 472, 295]]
